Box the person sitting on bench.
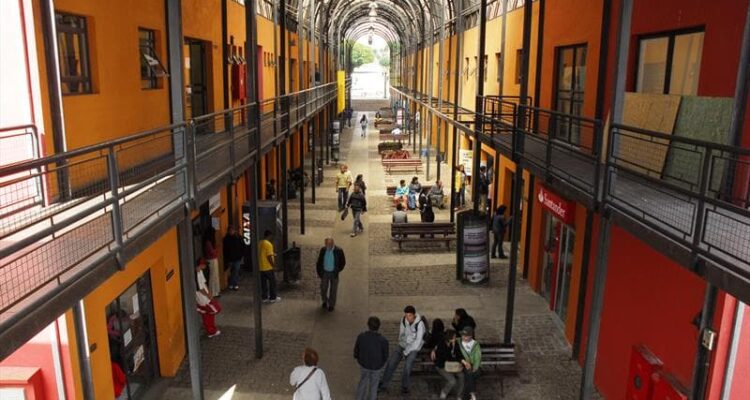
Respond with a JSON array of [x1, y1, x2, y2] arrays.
[[428, 181, 445, 209], [393, 179, 409, 208], [392, 204, 408, 239]]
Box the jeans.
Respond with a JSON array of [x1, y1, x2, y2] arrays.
[[352, 210, 363, 233], [454, 188, 466, 208], [227, 260, 242, 287], [463, 370, 479, 398], [338, 188, 349, 210], [260, 271, 277, 300], [356, 367, 383, 400], [320, 271, 339, 307], [380, 347, 418, 391], [437, 367, 464, 397], [492, 232, 506, 258]]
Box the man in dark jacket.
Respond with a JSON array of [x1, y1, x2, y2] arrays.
[[347, 185, 367, 237], [451, 308, 477, 337], [491, 205, 509, 259], [223, 225, 245, 290], [354, 316, 389, 400], [316, 238, 346, 311]]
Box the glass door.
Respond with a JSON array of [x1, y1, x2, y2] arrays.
[[541, 213, 561, 303], [106, 273, 158, 399], [553, 45, 587, 145], [554, 225, 576, 321]]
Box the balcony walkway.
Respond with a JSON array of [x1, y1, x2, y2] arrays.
[[154, 101, 598, 399]]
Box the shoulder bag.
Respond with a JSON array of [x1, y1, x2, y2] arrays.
[[295, 367, 318, 391]]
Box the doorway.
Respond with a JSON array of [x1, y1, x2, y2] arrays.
[[184, 38, 209, 121], [541, 212, 575, 322], [552, 44, 587, 145], [106, 273, 159, 399]]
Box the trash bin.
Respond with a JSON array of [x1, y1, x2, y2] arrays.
[[283, 242, 301, 283]]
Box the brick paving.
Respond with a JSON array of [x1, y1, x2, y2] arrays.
[[154, 105, 599, 400]]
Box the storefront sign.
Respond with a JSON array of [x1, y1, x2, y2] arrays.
[[242, 204, 252, 246], [209, 192, 221, 214], [538, 186, 575, 225]]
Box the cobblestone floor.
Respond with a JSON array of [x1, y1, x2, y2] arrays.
[[154, 105, 599, 400]]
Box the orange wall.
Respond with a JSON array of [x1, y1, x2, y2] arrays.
[[40, 0, 170, 151], [83, 228, 183, 400]]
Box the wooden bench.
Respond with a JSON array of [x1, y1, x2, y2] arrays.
[[374, 118, 393, 127], [379, 133, 408, 142], [391, 222, 456, 250], [382, 158, 422, 174], [412, 343, 517, 397]]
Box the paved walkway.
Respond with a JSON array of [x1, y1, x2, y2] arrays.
[[158, 100, 594, 399]]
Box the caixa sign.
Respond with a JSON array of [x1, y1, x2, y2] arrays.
[[242, 205, 252, 245], [537, 186, 575, 225]]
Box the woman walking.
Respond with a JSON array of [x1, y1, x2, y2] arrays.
[[354, 174, 367, 196], [360, 114, 368, 138], [431, 329, 464, 399], [290, 347, 332, 400]]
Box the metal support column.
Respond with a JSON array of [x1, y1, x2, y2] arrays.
[[278, 0, 289, 254], [498, 0, 508, 95], [426, 9, 436, 182], [581, 0, 633, 397], [691, 284, 719, 399], [72, 301, 95, 400], [472, 0, 488, 212], [245, 0, 264, 360], [503, 0, 533, 346], [532, 0, 545, 110], [450, 0, 464, 223], [436, 0, 446, 181]]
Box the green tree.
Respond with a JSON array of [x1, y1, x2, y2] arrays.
[[350, 42, 375, 69], [379, 56, 390, 67]]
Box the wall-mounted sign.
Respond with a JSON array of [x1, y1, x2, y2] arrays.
[[538, 186, 575, 225], [459, 149, 473, 176], [242, 205, 252, 246], [209, 192, 221, 214]]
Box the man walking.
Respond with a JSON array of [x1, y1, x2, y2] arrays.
[[316, 238, 346, 311], [354, 316, 389, 400], [336, 164, 353, 211], [346, 185, 367, 237], [478, 165, 490, 212], [491, 205, 509, 259], [379, 305, 426, 394], [259, 230, 281, 303], [223, 225, 244, 290]]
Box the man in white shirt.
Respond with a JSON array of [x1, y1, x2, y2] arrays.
[[378, 305, 426, 395]]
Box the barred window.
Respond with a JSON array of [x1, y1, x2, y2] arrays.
[[55, 12, 92, 95], [139, 28, 168, 89]]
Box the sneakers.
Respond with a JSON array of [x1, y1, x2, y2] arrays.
[[269, 297, 282, 303], [350, 232, 357, 237], [262, 298, 270, 303], [439, 391, 448, 399], [469, 393, 477, 400], [208, 330, 221, 338], [230, 285, 239, 290]]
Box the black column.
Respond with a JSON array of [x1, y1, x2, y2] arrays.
[[278, 0, 288, 254], [472, 0, 488, 212]]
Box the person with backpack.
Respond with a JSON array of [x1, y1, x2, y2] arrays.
[[290, 347, 331, 400], [431, 329, 464, 400], [379, 305, 428, 395], [459, 327, 481, 400], [354, 316, 389, 400], [346, 185, 367, 237], [360, 114, 368, 138]]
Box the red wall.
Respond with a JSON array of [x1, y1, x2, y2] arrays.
[[0, 319, 75, 400], [593, 226, 705, 398], [727, 304, 750, 398]]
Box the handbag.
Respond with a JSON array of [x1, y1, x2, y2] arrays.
[[340, 207, 349, 220], [444, 361, 462, 373]]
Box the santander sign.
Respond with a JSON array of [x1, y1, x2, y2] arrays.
[[538, 186, 574, 224]]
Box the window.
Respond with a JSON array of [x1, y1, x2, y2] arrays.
[[55, 12, 92, 94], [139, 28, 167, 89], [483, 55, 488, 82], [495, 52, 501, 82], [464, 57, 470, 80], [515, 49, 523, 84], [553, 44, 587, 144], [636, 30, 703, 95]]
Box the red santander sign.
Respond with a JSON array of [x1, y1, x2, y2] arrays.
[[537, 186, 575, 225]]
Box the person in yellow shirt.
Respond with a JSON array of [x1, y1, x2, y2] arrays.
[[454, 165, 467, 210], [259, 230, 281, 303], [336, 164, 353, 211]]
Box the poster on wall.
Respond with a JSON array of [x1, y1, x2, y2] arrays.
[[459, 149, 473, 176], [456, 210, 489, 284], [133, 345, 145, 372], [396, 108, 404, 126]]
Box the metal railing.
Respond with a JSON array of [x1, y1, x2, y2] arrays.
[[392, 86, 750, 298], [1, 125, 43, 219], [0, 83, 337, 326]]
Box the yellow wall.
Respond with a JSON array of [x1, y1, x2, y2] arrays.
[[84, 228, 183, 400]]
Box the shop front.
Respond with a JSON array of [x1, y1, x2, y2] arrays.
[[528, 183, 586, 342]]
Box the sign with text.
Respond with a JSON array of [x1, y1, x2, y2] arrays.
[[537, 186, 575, 225], [459, 149, 473, 176]]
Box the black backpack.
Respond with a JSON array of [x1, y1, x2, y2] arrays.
[[403, 315, 431, 342]]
